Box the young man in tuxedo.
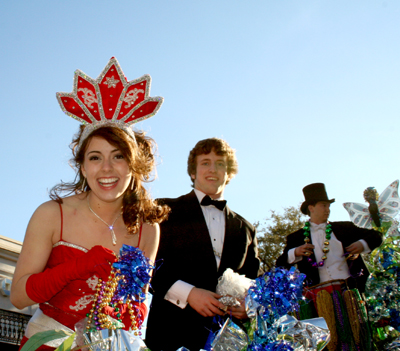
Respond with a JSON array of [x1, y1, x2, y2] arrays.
[[276, 183, 382, 291], [146, 138, 260, 351]]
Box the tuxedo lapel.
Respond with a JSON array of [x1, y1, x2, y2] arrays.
[[183, 191, 209, 232], [184, 191, 218, 272]]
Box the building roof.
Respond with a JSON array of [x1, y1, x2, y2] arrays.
[[0, 235, 22, 255]]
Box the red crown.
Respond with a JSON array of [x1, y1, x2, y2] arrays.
[[56, 57, 163, 149]]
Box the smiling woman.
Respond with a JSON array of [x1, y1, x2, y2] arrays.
[[51, 125, 167, 239], [9, 58, 170, 350]]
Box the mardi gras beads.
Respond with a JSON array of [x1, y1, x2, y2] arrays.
[[303, 221, 332, 267]]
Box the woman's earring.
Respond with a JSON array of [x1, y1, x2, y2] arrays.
[[130, 177, 134, 191], [81, 177, 86, 192]]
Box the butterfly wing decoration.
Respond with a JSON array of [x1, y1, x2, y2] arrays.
[[343, 180, 400, 229], [343, 202, 372, 228], [377, 180, 400, 221]]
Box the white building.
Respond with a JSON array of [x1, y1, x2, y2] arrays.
[[0, 235, 37, 350]]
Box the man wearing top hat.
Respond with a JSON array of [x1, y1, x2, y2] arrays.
[[276, 183, 382, 291]]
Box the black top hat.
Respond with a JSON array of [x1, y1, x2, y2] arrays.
[[300, 183, 335, 215]]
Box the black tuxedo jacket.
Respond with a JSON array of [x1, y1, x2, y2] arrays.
[[146, 191, 260, 351], [275, 221, 382, 291]]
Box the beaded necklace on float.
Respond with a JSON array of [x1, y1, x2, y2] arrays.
[[303, 221, 332, 267], [86, 244, 154, 335]]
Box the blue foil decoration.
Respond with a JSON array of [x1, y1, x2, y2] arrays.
[[246, 267, 306, 345], [247, 340, 294, 351], [207, 267, 330, 350], [112, 244, 154, 303], [247, 267, 306, 322]]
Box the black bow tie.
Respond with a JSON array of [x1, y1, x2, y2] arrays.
[[200, 196, 227, 211]]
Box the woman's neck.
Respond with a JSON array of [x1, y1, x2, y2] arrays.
[[86, 192, 123, 221]]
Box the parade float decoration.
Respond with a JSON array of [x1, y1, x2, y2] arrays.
[[23, 264, 329, 351], [293, 277, 372, 351], [81, 244, 154, 349], [205, 267, 330, 351], [343, 180, 400, 350], [21, 244, 154, 351]]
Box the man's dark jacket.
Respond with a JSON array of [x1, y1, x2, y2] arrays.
[[275, 221, 382, 291], [146, 191, 260, 351]]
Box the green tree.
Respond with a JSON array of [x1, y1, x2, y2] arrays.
[[256, 205, 306, 271]]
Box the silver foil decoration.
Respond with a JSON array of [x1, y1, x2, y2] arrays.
[[211, 318, 248, 351], [275, 315, 330, 351], [82, 329, 148, 351], [386, 338, 400, 350], [245, 292, 259, 320], [219, 296, 241, 307], [75, 317, 148, 351], [208, 315, 329, 351]]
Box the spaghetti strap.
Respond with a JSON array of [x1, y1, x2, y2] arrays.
[[58, 203, 63, 241], [137, 225, 142, 247]]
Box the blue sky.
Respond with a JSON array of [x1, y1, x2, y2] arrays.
[[1, 1, 400, 243]]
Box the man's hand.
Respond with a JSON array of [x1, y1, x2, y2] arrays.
[[227, 299, 247, 319], [345, 241, 363, 254], [187, 288, 225, 317], [345, 241, 363, 260], [294, 243, 315, 257]]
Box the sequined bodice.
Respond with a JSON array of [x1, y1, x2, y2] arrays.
[[43, 242, 99, 319]]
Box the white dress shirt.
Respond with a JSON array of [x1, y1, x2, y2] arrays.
[[288, 221, 370, 283], [164, 189, 226, 308]]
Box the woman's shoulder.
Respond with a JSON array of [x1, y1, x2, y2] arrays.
[[26, 200, 62, 242], [35, 193, 84, 210], [58, 193, 87, 212], [33, 200, 61, 218], [31, 194, 85, 228]]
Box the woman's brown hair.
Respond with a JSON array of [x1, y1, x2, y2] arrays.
[[50, 125, 170, 234]]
